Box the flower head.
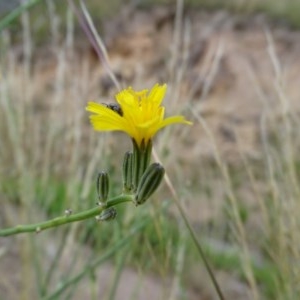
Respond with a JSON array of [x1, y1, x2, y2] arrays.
[[86, 83, 192, 146]]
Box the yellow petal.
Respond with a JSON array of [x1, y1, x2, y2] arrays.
[[86, 84, 192, 146], [157, 116, 192, 131]]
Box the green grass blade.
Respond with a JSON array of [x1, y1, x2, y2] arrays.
[[0, 0, 44, 32]]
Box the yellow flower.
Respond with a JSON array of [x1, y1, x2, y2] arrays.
[[86, 83, 192, 146]]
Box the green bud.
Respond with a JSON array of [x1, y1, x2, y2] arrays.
[[96, 171, 109, 203], [132, 139, 153, 191], [134, 163, 165, 206], [132, 139, 141, 191], [122, 151, 133, 192], [96, 207, 117, 222], [140, 139, 152, 174]]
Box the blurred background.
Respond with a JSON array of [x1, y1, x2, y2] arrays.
[[1, 0, 300, 299]]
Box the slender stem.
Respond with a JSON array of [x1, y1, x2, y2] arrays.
[[0, 194, 133, 237], [153, 150, 226, 300], [178, 206, 226, 300]]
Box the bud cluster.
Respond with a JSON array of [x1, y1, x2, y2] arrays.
[[95, 138, 165, 222]]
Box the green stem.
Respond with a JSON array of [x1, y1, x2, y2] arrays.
[[0, 194, 133, 237], [180, 209, 226, 300], [173, 198, 226, 300]]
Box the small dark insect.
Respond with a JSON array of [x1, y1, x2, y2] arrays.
[[103, 103, 123, 116]]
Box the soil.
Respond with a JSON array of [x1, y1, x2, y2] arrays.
[[100, 6, 300, 163]]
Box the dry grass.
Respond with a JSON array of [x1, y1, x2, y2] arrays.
[[1, 1, 300, 299]]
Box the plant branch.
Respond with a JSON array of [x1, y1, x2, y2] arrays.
[[0, 194, 133, 237]]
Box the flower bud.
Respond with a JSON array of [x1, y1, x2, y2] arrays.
[[96, 171, 109, 203], [132, 139, 153, 191], [134, 163, 165, 206], [96, 207, 117, 222], [140, 139, 152, 175], [122, 151, 133, 192]]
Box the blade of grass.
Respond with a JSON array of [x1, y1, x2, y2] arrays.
[[41, 227, 71, 297], [43, 216, 151, 300], [108, 244, 129, 300], [30, 234, 44, 298], [68, 0, 121, 91], [0, 0, 44, 32]]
